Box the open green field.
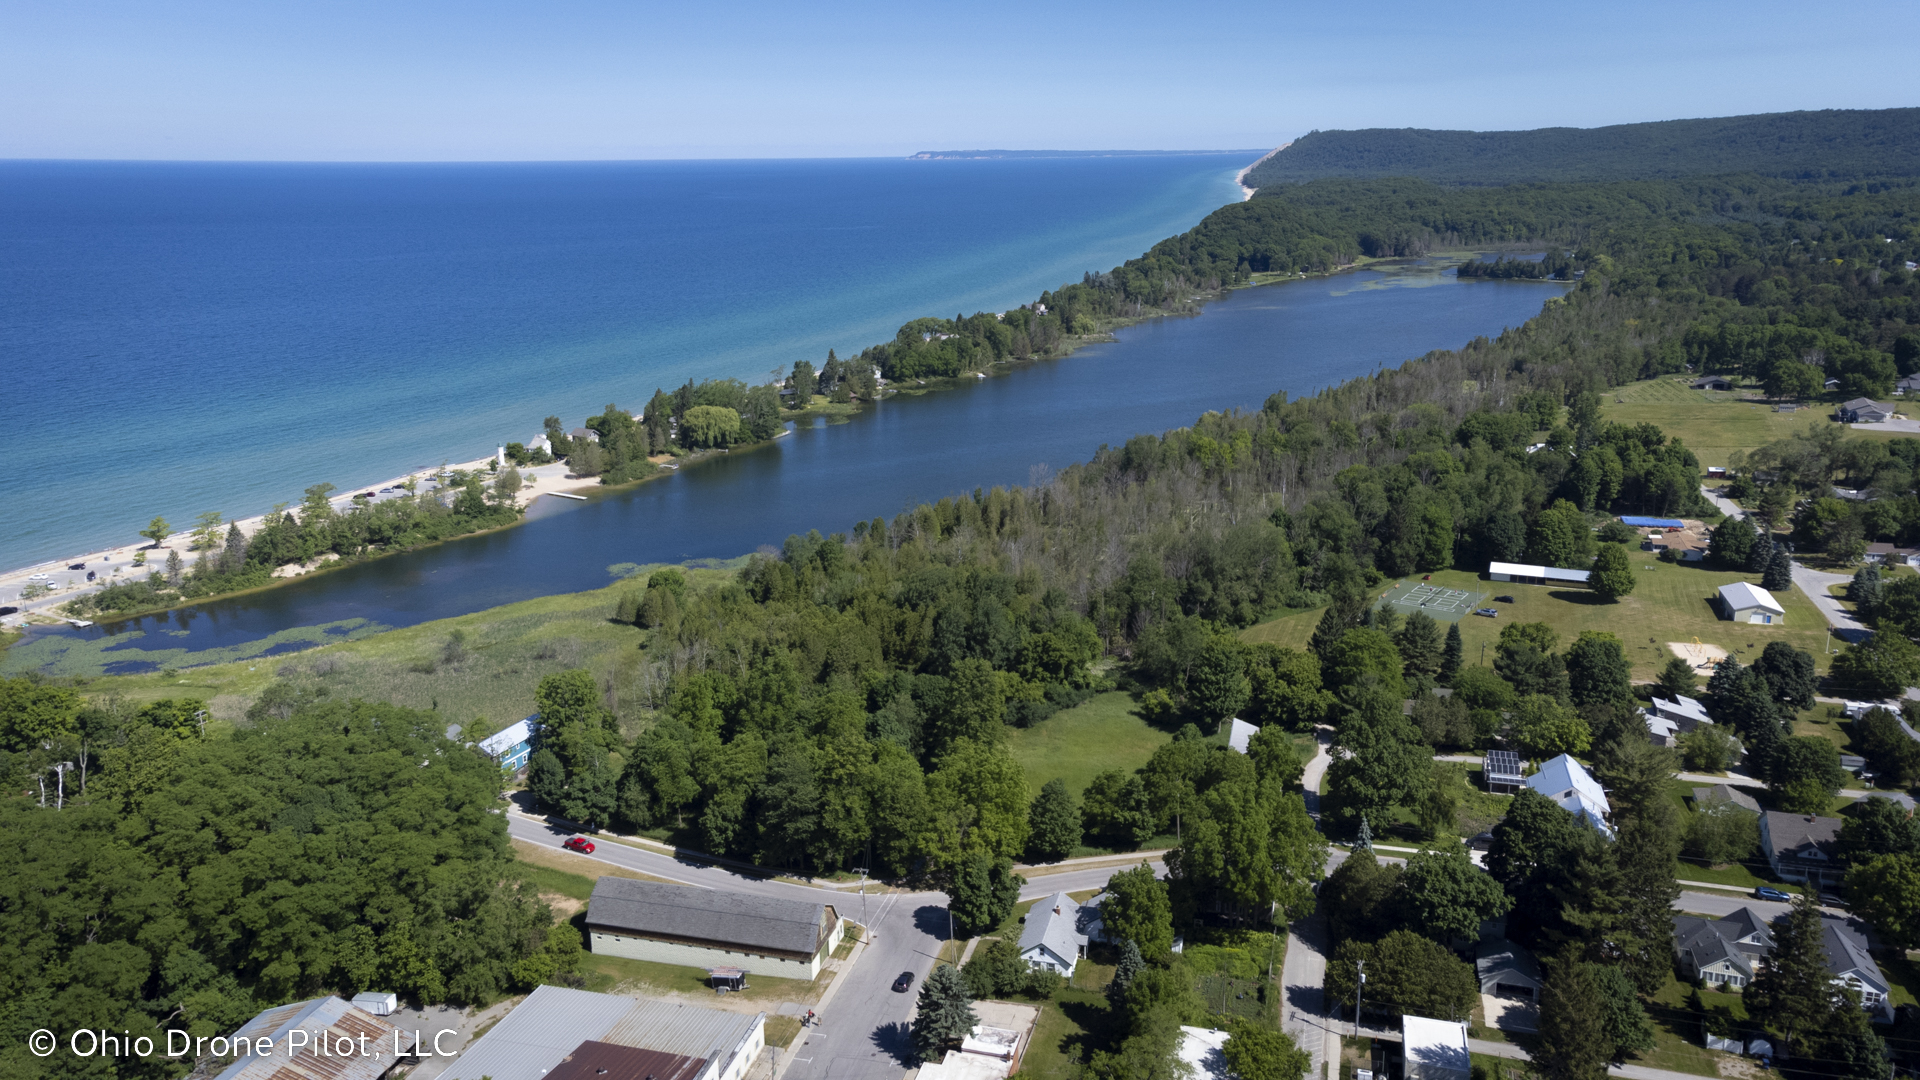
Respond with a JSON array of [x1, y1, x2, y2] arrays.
[[1006, 691, 1172, 797], [1245, 563, 1833, 682], [1600, 375, 1907, 469]]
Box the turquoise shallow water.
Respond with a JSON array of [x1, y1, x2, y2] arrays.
[[0, 155, 1248, 571]]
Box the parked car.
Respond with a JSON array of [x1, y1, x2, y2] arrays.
[[0, 606, 17, 616], [1754, 886, 1791, 902], [1493, 595, 1516, 603], [67, 563, 86, 570], [892, 971, 915, 993], [562, 836, 596, 854], [1473, 608, 1499, 618]]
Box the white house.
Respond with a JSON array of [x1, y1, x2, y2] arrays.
[[1018, 892, 1089, 975], [1717, 582, 1786, 624], [1865, 543, 1920, 568], [1525, 754, 1613, 838]]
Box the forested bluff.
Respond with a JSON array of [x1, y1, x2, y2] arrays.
[[7, 166, 1920, 1080]]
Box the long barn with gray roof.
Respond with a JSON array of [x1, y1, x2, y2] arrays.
[[585, 876, 843, 979]]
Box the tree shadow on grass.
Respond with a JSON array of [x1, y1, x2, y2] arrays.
[[1545, 590, 1618, 606], [1049, 996, 1121, 1067]]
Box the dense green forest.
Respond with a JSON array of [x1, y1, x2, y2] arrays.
[[16, 149, 1920, 1080], [1243, 108, 1920, 187]]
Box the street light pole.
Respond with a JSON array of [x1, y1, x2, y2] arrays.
[[1354, 960, 1366, 1037]]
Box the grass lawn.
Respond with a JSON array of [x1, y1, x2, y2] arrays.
[[1639, 974, 1743, 1078], [1601, 376, 1907, 470], [1241, 607, 1322, 651], [1247, 565, 1836, 683], [1007, 691, 1172, 798], [1878, 950, 1920, 1009]]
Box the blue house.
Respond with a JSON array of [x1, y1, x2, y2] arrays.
[[480, 715, 540, 772]]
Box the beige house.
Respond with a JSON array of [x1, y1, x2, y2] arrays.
[[586, 876, 842, 979]]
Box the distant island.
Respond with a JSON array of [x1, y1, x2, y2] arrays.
[[910, 148, 1270, 160]]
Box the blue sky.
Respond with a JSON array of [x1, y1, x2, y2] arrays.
[[2, 0, 1914, 161]]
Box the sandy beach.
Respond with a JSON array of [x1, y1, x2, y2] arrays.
[[1236, 143, 1288, 201], [0, 451, 608, 628]]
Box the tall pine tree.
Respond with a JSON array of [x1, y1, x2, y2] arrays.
[[1439, 622, 1464, 682], [1747, 892, 1839, 1056], [1535, 957, 1611, 1080], [910, 963, 978, 1062]]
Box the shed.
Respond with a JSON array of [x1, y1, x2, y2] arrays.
[[1717, 582, 1785, 625], [1690, 376, 1734, 391], [1401, 1016, 1470, 1080], [1487, 561, 1590, 587]]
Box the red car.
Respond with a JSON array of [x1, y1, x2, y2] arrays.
[[562, 836, 596, 854]]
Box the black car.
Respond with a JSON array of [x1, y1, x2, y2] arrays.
[[67, 563, 86, 570], [892, 971, 915, 993], [1493, 595, 1515, 603], [0, 606, 17, 617]]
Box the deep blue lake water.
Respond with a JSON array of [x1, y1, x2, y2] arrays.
[[5, 261, 1567, 674], [0, 155, 1249, 571]]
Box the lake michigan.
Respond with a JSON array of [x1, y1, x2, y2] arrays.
[[0, 154, 1250, 572]]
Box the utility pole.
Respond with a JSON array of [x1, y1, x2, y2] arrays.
[[854, 866, 868, 933], [1354, 960, 1366, 1037]]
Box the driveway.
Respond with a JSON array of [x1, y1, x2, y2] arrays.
[[1700, 484, 1745, 520], [1791, 560, 1869, 644]]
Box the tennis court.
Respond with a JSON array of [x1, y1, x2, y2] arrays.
[[1379, 581, 1486, 621]]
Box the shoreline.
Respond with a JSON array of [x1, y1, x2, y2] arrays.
[[1235, 143, 1288, 201], [3, 237, 1494, 633]]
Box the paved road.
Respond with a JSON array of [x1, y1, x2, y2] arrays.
[[1792, 560, 1869, 644], [1280, 731, 1340, 1079], [1699, 484, 1745, 521], [508, 812, 1154, 1080]]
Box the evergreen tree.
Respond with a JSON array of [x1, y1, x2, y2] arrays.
[[910, 963, 977, 1062], [1611, 813, 1682, 994], [1309, 597, 1364, 660], [1747, 526, 1774, 574], [1851, 564, 1886, 618], [165, 548, 183, 587], [1586, 963, 1656, 1061], [1107, 938, 1145, 1005], [788, 360, 817, 409], [1439, 622, 1463, 683], [1535, 957, 1611, 1080], [1025, 778, 1081, 863], [1747, 892, 1838, 1055], [1764, 545, 1794, 592], [1396, 611, 1444, 679], [1653, 655, 1697, 699]]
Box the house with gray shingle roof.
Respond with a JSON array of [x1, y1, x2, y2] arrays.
[[1818, 916, 1892, 1021], [1691, 784, 1761, 815], [1672, 907, 1775, 988], [1019, 891, 1090, 975], [585, 876, 842, 979], [1759, 811, 1843, 887]]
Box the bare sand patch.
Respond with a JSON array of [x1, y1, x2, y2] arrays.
[[1668, 641, 1728, 671]]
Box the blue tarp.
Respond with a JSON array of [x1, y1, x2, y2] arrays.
[[1620, 516, 1685, 528]]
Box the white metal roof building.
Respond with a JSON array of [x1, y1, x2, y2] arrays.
[[1402, 1016, 1470, 1080], [1717, 582, 1785, 625], [1487, 561, 1591, 587], [439, 986, 764, 1080], [1525, 754, 1614, 838]]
